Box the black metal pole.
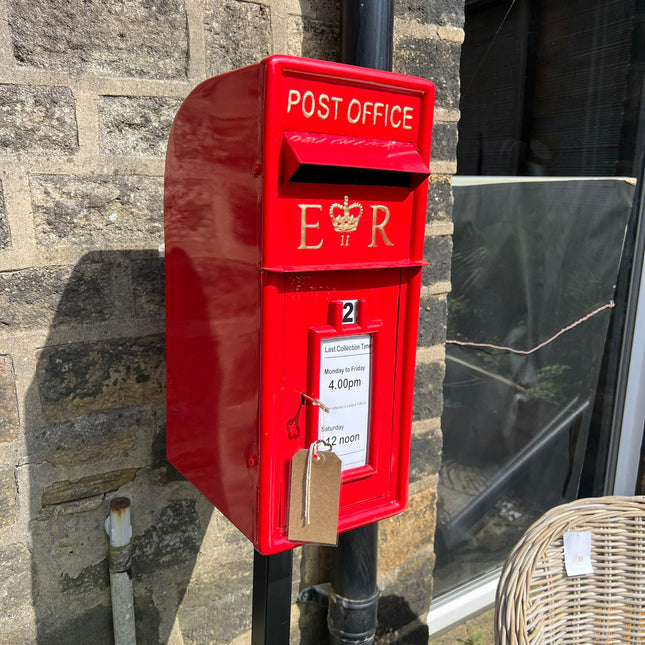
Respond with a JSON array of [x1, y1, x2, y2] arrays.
[[341, 0, 394, 71], [252, 549, 293, 645], [328, 523, 380, 644], [329, 3, 394, 644]]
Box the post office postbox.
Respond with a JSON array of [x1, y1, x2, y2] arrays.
[[164, 55, 434, 555]]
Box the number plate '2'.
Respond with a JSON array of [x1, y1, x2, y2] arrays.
[[341, 300, 359, 324]]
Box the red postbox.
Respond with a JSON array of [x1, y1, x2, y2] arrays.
[[164, 55, 434, 555]]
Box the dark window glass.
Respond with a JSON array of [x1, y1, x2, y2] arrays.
[[435, 0, 643, 596]]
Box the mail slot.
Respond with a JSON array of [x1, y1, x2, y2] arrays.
[[164, 55, 435, 554]]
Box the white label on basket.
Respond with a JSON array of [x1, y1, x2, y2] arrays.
[[564, 531, 594, 576]]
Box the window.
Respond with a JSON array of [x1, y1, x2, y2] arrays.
[[433, 0, 644, 603]]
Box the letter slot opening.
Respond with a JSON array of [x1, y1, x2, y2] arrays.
[[289, 164, 412, 187], [281, 132, 430, 189]]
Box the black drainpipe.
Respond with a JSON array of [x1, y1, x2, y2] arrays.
[[327, 5, 394, 644], [341, 1, 394, 71]]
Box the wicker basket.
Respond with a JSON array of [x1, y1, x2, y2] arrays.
[[495, 496, 645, 644]]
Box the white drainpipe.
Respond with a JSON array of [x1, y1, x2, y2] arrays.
[[105, 497, 137, 645]]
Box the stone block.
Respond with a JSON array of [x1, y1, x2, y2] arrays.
[[422, 236, 452, 287], [297, 0, 339, 23], [413, 361, 445, 421], [38, 604, 113, 645], [0, 356, 19, 443], [37, 335, 165, 423], [132, 499, 201, 574], [170, 505, 256, 642], [37, 495, 104, 519], [427, 175, 454, 223], [25, 487, 121, 643], [178, 576, 252, 643], [0, 263, 114, 329], [409, 422, 443, 482], [0, 543, 31, 615], [288, 15, 340, 62], [9, 0, 188, 79], [178, 564, 253, 643], [41, 468, 138, 506], [131, 254, 165, 319], [431, 121, 458, 163], [204, 0, 271, 76], [0, 468, 17, 528], [292, 545, 332, 644], [149, 427, 184, 484], [30, 174, 164, 249], [0, 84, 78, 156], [98, 96, 182, 158], [27, 406, 155, 467], [0, 181, 10, 250], [379, 553, 435, 637], [60, 559, 108, 593], [132, 592, 161, 645], [418, 294, 447, 347], [394, 0, 465, 27], [394, 39, 461, 111], [379, 487, 437, 572]]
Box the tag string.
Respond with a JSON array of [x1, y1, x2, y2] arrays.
[[301, 392, 330, 413], [304, 440, 333, 524], [446, 301, 614, 356]]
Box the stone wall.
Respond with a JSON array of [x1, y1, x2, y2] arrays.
[[0, 0, 462, 643]]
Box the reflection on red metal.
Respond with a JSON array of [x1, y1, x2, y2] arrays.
[[164, 56, 435, 555], [281, 131, 430, 186]]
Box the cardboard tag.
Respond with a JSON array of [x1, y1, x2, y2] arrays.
[[288, 448, 341, 545], [564, 531, 594, 576]]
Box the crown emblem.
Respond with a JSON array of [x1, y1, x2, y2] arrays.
[[329, 196, 363, 235]]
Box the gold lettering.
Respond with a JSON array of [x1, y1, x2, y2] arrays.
[[368, 205, 393, 247], [374, 102, 385, 125], [331, 97, 343, 120], [390, 105, 402, 128], [402, 106, 413, 130], [302, 90, 315, 118], [317, 93, 330, 119], [362, 101, 373, 124], [298, 204, 324, 249], [347, 99, 361, 124], [287, 89, 301, 113]]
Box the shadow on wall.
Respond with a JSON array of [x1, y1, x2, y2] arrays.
[[22, 249, 233, 644], [377, 595, 430, 644], [20, 250, 435, 643]]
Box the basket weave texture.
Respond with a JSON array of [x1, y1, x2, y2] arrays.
[[495, 496, 645, 644]]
